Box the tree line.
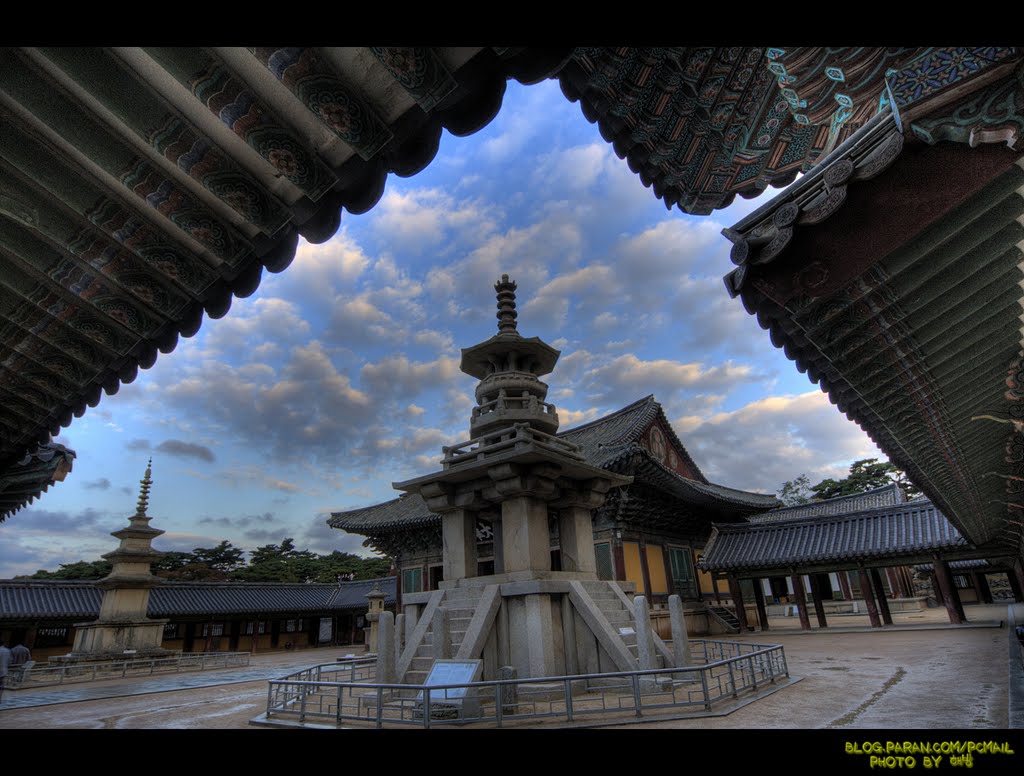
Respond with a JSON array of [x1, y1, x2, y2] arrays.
[[778, 458, 921, 505], [24, 538, 391, 583]]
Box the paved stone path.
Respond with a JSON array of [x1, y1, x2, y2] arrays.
[[0, 604, 1018, 730]]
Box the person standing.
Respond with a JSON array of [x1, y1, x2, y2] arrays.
[[0, 641, 10, 704], [10, 642, 29, 667]]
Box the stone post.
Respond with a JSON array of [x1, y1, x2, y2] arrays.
[[667, 594, 692, 667], [441, 508, 478, 581], [375, 611, 396, 684], [498, 665, 518, 714], [633, 595, 656, 670], [500, 494, 551, 573], [557, 503, 598, 574], [395, 613, 405, 665]]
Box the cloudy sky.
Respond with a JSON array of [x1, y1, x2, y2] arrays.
[[1, 78, 882, 577]]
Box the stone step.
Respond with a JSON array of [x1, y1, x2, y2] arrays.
[[410, 656, 434, 671], [404, 670, 429, 685]]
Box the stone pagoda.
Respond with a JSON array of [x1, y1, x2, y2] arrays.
[[389, 276, 677, 681], [57, 460, 177, 662]]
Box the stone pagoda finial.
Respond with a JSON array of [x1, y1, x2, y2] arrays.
[[135, 457, 153, 519], [495, 274, 518, 334]]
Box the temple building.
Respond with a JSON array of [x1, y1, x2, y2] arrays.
[[331, 394, 777, 613]]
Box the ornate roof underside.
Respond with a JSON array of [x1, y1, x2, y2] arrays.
[[0, 441, 74, 521], [0, 46, 955, 483], [558, 47, 927, 215], [329, 395, 777, 549], [0, 46, 572, 471], [722, 53, 1024, 553], [0, 576, 396, 619], [701, 500, 970, 575]]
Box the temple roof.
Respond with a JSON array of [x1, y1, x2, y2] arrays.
[[0, 442, 75, 522], [748, 483, 908, 523], [0, 576, 396, 619], [700, 500, 969, 575], [0, 46, 571, 472], [0, 47, 944, 482], [329, 395, 777, 535], [721, 53, 1024, 552]]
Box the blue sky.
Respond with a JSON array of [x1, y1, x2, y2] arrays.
[[1, 79, 881, 577]]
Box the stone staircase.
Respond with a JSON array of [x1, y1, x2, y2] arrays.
[[708, 604, 741, 633], [402, 586, 488, 685], [576, 580, 666, 670]]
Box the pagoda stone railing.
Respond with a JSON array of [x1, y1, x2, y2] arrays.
[[442, 422, 585, 469]]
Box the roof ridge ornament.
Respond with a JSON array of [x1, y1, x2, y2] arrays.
[[495, 274, 518, 334]]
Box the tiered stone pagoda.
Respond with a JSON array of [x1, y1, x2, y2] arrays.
[[56, 460, 177, 662], [396, 275, 631, 585]]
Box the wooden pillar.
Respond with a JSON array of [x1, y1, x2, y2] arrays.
[[870, 568, 893, 625], [638, 541, 653, 598], [809, 575, 828, 628], [838, 570, 854, 601], [612, 540, 626, 582], [932, 556, 965, 624], [973, 572, 993, 604], [790, 574, 811, 630], [857, 567, 882, 628], [726, 574, 749, 631], [752, 578, 770, 631], [898, 566, 916, 599]]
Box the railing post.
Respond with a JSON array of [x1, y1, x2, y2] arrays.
[[564, 679, 574, 722], [375, 686, 384, 729], [266, 682, 273, 717], [727, 661, 737, 698], [700, 668, 711, 711], [631, 673, 642, 717], [748, 655, 757, 691], [299, 684, 307, 723], [424, 689, 432, 730], [336, 684, 343, 725], [496, 683, 504, 728]]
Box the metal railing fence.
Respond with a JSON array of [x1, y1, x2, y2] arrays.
[[8, 651, 251, 688], [264, 640, 786, 728]]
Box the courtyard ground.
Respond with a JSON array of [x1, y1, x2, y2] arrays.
[[0, 602, 1019, 733]]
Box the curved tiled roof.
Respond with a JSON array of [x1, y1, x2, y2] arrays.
[[720, 53, 1024, 552], [330, 396, 776, 533], [0, 47, 947, 481], [0, 576, 396, 619], [0, 46, 572, 470], [0, 442, 75, 521], [700, 500, 968, 574], [748, 483, 906, 523]]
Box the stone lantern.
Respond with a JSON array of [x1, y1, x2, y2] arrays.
[[365, 581, 386, 653]]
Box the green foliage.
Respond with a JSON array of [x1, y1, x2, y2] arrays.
[[779, 459, 922, 504], [778, 474, 813, 506], [28, 537, 391, 584], [29, 559, 113, 579]]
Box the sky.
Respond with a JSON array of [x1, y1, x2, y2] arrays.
[[1, 78, 882, 577]]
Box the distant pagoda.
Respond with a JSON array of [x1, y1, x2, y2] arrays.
[[56, 460, 177, 662]]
